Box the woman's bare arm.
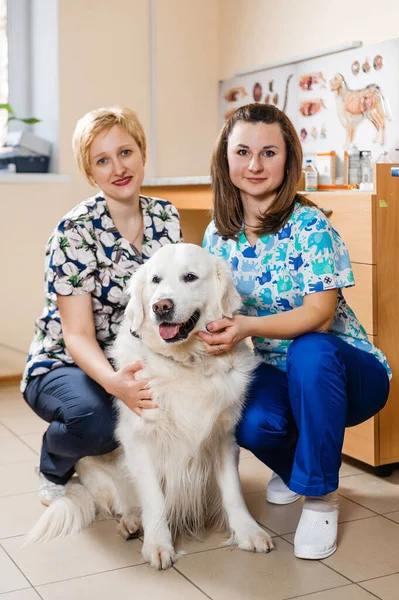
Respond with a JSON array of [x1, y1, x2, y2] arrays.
[[57, 294, 156, 415], [198, 289, 338, 353]]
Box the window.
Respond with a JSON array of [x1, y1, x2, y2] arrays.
[[0, 0, 60, 172], [0, 0, 7, 145]]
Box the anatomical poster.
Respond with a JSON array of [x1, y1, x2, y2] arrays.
[[219, 38, 398, 183]]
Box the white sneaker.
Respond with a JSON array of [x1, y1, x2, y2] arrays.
[[37, 470, 66, 506], [294, 494, 339, 560], [266, 472, 301, 505]]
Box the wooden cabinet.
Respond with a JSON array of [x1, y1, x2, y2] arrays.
[[144, 168, 399, 470]]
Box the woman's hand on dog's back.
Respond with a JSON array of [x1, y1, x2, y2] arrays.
[[107, 361, 158, 416]]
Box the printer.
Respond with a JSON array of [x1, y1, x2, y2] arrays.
[[0, 132, 51, 173]]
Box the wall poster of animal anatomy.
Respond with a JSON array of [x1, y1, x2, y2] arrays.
[[219, 38, 398, 184]]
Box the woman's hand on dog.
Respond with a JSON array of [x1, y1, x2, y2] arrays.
[[107, 361, 158, 416], [198, 314, 251, 355]]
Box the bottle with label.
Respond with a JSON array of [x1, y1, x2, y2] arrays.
[[359, 151, 373, 191], [304, 159, 318, 191], [348, 143, 361, 185]]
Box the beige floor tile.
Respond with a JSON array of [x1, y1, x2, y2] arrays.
[[18, 434, 42, 455], [238, 456, 272, 494], [360, 573, 399, 599], [384, 511, 399, 524], [339, 471, 399, 514], [340, 459, 368, 478], [0, 461, 39, 497], [175, 537, 348, 600], [0, 545, 30, 594], [2, 520, 144, 586], [0, 590, 41, 600], [175, 522, 276, 556], [0, 414, 48, 436], [0, 438, 38, 465], [244, 492, 375, 536], [239, 448, 254, 460], [284, 516, 399, 582], [0, 492, 46, 539], [0, 422, 15, 437], [37, 564, 207, 600], [292, 584, 378, 599]]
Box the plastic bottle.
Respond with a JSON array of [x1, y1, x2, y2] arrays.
[[359, 151, 373, 191], [348, 143, 361, 185], [361, 152, 373, 183], [304, 159, 318, 191]]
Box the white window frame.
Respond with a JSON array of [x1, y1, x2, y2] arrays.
[[6, 0, 60, 172]]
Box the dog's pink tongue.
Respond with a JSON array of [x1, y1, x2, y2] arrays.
[[159, 323, 181, 340]]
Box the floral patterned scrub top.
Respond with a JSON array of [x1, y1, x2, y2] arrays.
[[203, 203, 391, 378], [21, 194, 182, 393]]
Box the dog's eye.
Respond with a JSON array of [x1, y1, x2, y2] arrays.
[[183, 273, 198, 283], [152, 275, 161, 284]]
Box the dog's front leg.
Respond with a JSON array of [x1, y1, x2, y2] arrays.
[[125, 442, 176, 570], [217, 434, 274, 553]]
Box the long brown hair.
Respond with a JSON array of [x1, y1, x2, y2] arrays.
[[211, 104, 315, 238]]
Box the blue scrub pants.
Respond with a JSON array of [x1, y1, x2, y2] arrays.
[[236, 333, 390, 496], [24, 366, 118, 485]]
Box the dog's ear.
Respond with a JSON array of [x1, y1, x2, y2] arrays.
[[215, 257, 242, 318], [125, 264, 146, 332]]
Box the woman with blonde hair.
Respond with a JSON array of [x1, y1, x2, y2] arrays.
[[199, 103, 390, 560], [22, 106, 182, 504]]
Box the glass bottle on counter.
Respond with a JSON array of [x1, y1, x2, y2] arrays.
[[304, 159, 318, 191], [348, 143, 361, 185], [359, 151, 373, 191]]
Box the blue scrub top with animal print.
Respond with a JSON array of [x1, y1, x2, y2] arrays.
[[202, 203, 391, 378]]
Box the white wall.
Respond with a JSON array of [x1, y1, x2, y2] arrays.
[[218, 0, 399, 79]]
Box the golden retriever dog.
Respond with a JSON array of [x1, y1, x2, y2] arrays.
[[26, 244, 273, 569]]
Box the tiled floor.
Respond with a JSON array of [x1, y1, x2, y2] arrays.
[[1, 384, 399, 600]]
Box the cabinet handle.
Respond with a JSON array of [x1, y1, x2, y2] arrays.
[[320, 207, 333, 218]]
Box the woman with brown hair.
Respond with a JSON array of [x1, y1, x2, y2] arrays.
[[199, 104, 390, 560]]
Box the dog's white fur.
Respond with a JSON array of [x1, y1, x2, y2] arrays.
[[25, 244, 273, 568]]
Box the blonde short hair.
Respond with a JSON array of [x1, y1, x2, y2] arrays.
[[72, 106, 147, 185]]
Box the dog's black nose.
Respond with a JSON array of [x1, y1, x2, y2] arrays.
[[152, 298, 174, 317]]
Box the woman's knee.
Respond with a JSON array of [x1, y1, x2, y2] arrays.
[[65, 403, 117, 450], [236, 409, 296, 453], [287, 333, 344, 382]]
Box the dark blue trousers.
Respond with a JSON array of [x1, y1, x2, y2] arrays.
[[236, 333, 390, 496], [24, 367, 118, 484]]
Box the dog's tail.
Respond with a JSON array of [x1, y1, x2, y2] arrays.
[[24, 483, 96, 545]]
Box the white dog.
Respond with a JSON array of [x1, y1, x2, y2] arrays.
[[26, 244, 273, 569]]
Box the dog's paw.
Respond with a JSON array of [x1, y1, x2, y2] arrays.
[[142, 542, 177, 570], [236, 528, 274, 553], [116, 513, 141, 540]]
